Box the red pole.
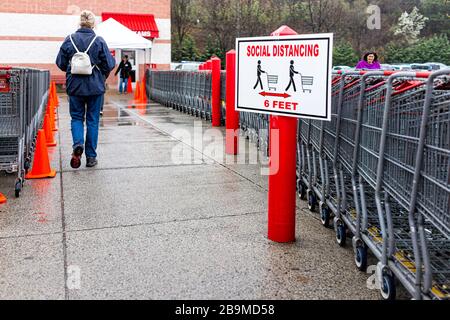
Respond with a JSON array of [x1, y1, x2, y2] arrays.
[[206, 59, 212, 70], [226, 50, 239, 155], [211, 57, 222, 127], [267, 26, 299, 243]]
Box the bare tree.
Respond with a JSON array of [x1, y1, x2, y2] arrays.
[[172, 0, 198, 46]]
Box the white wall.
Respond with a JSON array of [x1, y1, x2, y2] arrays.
[[154, 18, 171, 65], [0, 41, 62, 63], [155, 18, 171, 41], [0, 13, 84, 37], [151, 42, 171, 65]]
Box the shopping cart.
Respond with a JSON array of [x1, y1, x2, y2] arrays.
[[267, 74, 278, 91], [296, 69, 450, 300], [345, 70, 449, 300], [300, 74, 314, 93], [0, 67, 49, 197], [297, 72, 348, 230]]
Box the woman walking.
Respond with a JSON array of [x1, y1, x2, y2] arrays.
[[56, 10, 116, 168]]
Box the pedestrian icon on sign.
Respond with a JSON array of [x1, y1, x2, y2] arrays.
[[285, 60, 299, 92], [253, 60, 266, 90]]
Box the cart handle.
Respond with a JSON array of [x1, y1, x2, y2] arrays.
[[335, 70, 432, 78]]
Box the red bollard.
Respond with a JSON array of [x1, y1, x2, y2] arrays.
[[211, 57, 222, 127], [206, 60, 212, 70], [267, 26, 299, 243], [226, 50, 239, 155]]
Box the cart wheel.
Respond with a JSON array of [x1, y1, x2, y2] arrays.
[[336, 221, 347, 247], [320, 205, 331, 228], [15, 180, 22, 198], [298, 181, 307, 200], [307, 191, 316, 212], [355, 244, 368, 272], [380, 272, 396, 300]]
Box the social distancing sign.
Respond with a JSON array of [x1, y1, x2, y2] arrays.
[[236, 34, 333, 120]]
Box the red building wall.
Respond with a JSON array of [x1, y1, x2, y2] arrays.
[[0, 0, 170, 19]]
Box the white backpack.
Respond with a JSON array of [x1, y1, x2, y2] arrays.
[[69, 34, 98, 75]]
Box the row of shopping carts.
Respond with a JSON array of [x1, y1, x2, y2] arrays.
[[148, 70, 213, 121], [298, 69, 449, 300], [0, 67, 50, 197], [146, 68, 449, 300]]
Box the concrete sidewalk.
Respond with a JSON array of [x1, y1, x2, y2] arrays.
[[0, 92, 381, 300]]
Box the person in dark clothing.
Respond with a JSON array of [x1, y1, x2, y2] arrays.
[[285, 60, 299, 92], [115, 55, 133, 94], [253, 60, 266, 90], [56, 10, 116, 169]]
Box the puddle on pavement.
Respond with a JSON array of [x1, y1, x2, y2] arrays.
[[99, 107, 142, 127]]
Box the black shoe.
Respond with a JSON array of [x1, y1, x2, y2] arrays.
[[86, 157, 98, 168], [70, 146, 84, 169]]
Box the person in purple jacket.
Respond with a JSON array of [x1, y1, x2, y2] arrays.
[[355, 52, 381, 70]]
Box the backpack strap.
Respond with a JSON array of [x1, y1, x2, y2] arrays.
[[69, 34, 80, 53], [69, 34, 97, 53], [85, 35, 98, 54]]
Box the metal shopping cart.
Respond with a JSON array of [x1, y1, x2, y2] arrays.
[[0, 67, 49, 197], [296, 69, 450, 300], [297, 73, 342, 224]]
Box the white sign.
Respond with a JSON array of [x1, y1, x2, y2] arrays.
[[236, 34, 333, 120]]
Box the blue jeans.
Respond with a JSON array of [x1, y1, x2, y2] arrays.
[[69, 94, 103, 158], [119, 77, 128, 93]]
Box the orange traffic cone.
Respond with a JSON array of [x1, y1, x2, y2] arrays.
[[0, 193, 6, 204], [44, 114, 57, 147], [25, 129, 57, 180], [127, 76, 133, 93], [134, 81, 141, 103], [52, 90, 59, 121], [51, 82, 59, 107], [49, 84, 55, 106], [141, 80, 147, 104], [47, 101, 58, 132]]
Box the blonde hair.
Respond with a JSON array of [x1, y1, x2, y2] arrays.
[[80, 10, 96, 29]]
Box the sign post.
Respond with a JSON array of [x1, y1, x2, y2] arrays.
[[211, 57, 222, 127], [226, 50, 239, 155], [236, 26, 333, 243]]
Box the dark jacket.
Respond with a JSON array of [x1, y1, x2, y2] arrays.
[[56, 28, 116, 96], [115, 60, 133, 79]]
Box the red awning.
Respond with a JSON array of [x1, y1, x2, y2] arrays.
[[102, 12, 159, 39]]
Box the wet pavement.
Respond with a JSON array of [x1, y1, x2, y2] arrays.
[[0, 92, 384, 300]]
